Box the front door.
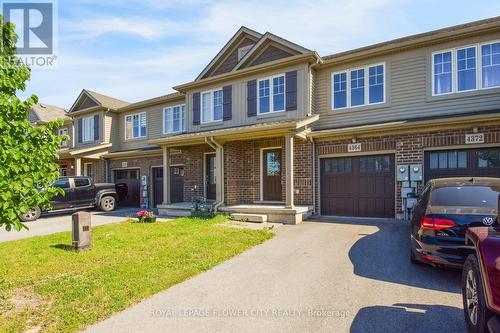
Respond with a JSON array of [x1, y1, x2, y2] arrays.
[[263, 148, 282, 201], [206, 154, 216, 200]]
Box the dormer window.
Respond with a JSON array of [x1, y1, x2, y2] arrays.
[[238, 44, 253, 61]]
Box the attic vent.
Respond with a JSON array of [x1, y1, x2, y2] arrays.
[[238, 44, 253, 61]]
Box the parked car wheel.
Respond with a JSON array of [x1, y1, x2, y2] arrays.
[[462, 254, 493, 333], [100, 196, 116, 212], [19, 206, 41, 222]]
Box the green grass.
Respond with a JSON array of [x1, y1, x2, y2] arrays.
[[0, 215, 273, 333]]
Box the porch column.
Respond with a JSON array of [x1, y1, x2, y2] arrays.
[[215, 146, 224, 203], [75, 157, 82, 176], [285, 134, 294, 208], [162, 146, 171, 204]]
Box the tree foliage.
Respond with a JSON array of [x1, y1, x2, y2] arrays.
[[1, 16, 65, 231]]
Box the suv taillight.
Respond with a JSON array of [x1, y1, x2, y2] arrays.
[[420, 216, 456, 231]]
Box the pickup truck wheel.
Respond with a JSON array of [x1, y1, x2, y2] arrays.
[[19, 207, 41, 222], [462, 254, 493, 333], [100, 196, 116, 212]]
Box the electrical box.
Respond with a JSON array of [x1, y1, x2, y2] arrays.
[[397, 164, 409, 181], [141, 175, 147, 187], [401, 187, 415, 199], [406, 197, 418, 209], [410, 164, 423, 181], [72, 212, 92, 251]]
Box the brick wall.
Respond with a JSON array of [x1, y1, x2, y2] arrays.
[[181, 144, 213, 202], [57, 159, 75, 176], [315, 124, 500, 217]]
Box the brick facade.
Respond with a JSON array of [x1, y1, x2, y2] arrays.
[[315, 124, 500, 217]]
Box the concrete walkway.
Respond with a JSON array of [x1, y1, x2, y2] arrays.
[[84, 217, 465, 333], [0, 208, 145, 243]]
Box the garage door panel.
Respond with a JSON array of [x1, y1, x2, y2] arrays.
[[321, 154, 395, 218]]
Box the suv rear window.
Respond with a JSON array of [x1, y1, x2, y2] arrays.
[[430, 186, 500, 208]]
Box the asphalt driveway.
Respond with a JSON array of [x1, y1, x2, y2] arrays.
[[84, 216, 465, 333], [0, 208, 143, 243]]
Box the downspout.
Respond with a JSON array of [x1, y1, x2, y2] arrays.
[[204, 137, 225, 212], [311, 137, 316, 216]]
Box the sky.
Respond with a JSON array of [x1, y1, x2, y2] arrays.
[[11, 0, 500, 109]]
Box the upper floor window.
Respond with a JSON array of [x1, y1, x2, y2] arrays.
[[432, 41, 500, 96], [258, 74, 285, 114], [82, 116, 94, 142], [481, 42, 500, 88], [163, 105, 186, 134], [331, 63, 385, 110], [125, 112, 147, 139], [201, 89, 223, 123], [58, 128, 68, 147]]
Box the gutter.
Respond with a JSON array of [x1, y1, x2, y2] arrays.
[[204, 137, 225, 212]]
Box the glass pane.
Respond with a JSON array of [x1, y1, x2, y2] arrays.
[[333, 73, 347, 109], [259, 79, 270, 114], [482, 43, 500, 88], [448, 151, 457, 169], [351, 69, 365, 106], [266, 152, 280, 176], [438, 152, 448, 169], [368, 65, 384, 103], [434, 52, 452, 94], [75, 178, 90, 187], [458, 151, 467, 168], [457, 47, 476, 91], [430, 186, 499, 208], [429, 153, 438, 169], [53, 178, 70, 189], [273, 76, 285, 111], [140, 113, 147, 136], [133, 115, 139, 138], [213, 90, 223, 121], [202, 92, 211, 122]]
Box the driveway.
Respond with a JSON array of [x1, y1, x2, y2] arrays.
[[84, 217, 465, 333], [0, 208, 141, 243]]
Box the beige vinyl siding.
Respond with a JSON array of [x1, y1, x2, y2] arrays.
[[73, 111, 104, 148], [186, 62, 310, 133], [314, 31, 500, 130], [115, 99, 185, 151]]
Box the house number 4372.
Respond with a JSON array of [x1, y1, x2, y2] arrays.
[[465, 133, 485, 144]]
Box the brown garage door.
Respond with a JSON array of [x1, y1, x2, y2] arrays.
[[321, 154, 395, 218], [114, 169, 140, 207], [424, 148, 500, 182]]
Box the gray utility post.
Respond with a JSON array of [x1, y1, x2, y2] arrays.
[[72, 211, 92, 251]]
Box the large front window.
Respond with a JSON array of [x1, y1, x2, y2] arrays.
[[125, 112, 147, 139], [432, 40, 500, 95], [82, 116, 94, 142], [331, 63, 385, 110], [201, 89, 223, 123], [163, 105, 186, 134], [258, 74, 285, 114]]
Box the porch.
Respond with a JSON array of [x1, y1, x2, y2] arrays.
[[157, 202, 313, 225]]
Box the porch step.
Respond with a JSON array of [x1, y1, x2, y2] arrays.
[[157, 202, 193, 217], [231, 213, 268, 223]]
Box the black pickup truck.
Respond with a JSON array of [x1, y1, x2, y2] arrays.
[[20, 176, 118, 222]]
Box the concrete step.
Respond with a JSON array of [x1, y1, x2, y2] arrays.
[[231, 213, 267, 223], [164, 209, 192, 217]]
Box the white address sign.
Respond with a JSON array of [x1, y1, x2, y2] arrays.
[[348, 143, 362, 152], [465, 133, 484, 144]]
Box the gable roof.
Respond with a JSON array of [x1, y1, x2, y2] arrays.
[[196, 26, 262, 80], [29, 102, 70, 124], [69, 89, 130, 113], [232, 32, 312, 71]]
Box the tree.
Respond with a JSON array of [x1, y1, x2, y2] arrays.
[[1, 16, 65, 231]]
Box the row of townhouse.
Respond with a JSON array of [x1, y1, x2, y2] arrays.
[[32, 17, 500, 223]]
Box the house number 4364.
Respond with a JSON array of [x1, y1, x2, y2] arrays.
[[465, 133, 485, 144]]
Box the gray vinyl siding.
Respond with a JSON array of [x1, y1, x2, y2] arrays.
[[73, 111, 104, 148], [186, 62, 310, 133], [113, 99, 185, 151], [314, 31, 500, 130]]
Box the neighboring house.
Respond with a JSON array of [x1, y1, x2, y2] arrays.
[[50, 16, 500, 222], [29, 102, 73, 176]]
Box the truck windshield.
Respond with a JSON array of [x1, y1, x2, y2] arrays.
[[430, 186, 500, 208]]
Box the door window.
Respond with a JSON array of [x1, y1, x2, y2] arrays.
[[75, 178, 90, 187], [266, 152, 281, 176], [53, 178, 70, 189]]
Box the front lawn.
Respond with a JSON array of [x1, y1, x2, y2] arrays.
[[0, 215, 273, 333]]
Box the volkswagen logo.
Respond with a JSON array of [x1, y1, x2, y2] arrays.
[[482, 217, 494, 226]]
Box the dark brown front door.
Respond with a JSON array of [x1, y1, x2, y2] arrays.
[[206, 154, 216, 200], [170, 166, 184, 203], [263, 149, 282, 201], [114, 169, 140, 207], [321, 154, 395, 218], [424, 148, 500, 182], [153, 166, 185, 206]]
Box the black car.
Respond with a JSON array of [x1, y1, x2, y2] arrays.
[[20, 176, 118, 222], [410, 177, 500, 268]]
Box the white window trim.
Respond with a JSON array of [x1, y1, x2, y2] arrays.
[[257, 73, 286, 115], [163, 104, 186, 134], [81, 116, 94, 142], [331, 62, 386, 111], [200, 88, 224, 124], [432, 39, 500, 96], [124, 112, 147, 140], [83, 162, 93, 177]]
